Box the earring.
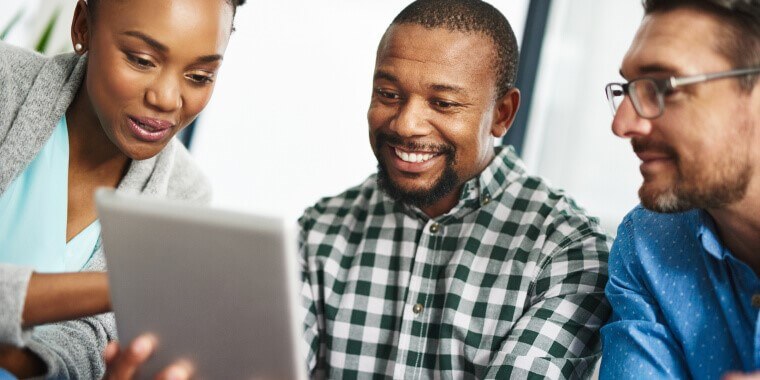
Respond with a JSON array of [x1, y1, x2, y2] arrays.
[[74, 43, 84, 53]]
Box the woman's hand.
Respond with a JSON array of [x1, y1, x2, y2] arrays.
[[103, 335, 194, 380]]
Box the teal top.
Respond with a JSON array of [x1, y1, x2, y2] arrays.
[[0, 117, 100, 273]]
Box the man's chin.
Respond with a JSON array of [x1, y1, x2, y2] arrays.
[[640, 186, 686, 213], [376, 163, 458, 208]]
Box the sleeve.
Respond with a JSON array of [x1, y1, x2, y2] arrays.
[[599, 216, 689, 379], [24, 312, 116, 379], [0, 264, 34, 346], [298, 208, 322, 377], [485, 216, 612, 380], [23, 248, 117, 379]]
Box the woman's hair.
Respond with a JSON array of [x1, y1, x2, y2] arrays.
[[86, 0, 246, 21]]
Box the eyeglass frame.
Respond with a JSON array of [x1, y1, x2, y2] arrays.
[[605, 66, 760, 119]]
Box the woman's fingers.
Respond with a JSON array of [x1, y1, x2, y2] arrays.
[[154, 359, 194, 380], [104, 334, 157, 379]]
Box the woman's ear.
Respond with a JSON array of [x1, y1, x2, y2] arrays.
[[491, 88, 521, 138], [70, 0, 90, 54]]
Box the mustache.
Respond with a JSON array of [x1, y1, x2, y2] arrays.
[[375, 133, 455, 155], [631, 138, 678, 157]]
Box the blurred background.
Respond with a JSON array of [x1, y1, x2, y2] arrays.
[[1, 0, 644, 233]]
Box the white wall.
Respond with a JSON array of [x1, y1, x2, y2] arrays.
[[522, 0, 644, 233], [192, 1, 529, 220], [2, 0, 74, 53]]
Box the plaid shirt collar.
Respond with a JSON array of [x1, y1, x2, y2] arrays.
[[396, 145, 527, 221]]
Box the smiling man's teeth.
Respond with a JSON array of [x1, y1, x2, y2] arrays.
[[394, 148, 435, 163]]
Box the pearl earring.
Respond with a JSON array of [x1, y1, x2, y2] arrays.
[[74, 43, 83, 52]]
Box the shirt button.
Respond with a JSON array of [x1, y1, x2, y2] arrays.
[[412, 303, 424, 314], [429, 223, 440, 234], [752, 294, 760, 308], [481, 194, 491, 205]]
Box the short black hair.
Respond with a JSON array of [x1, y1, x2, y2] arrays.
[[643, 0, 760, 91], [390, 0, 519, 98]]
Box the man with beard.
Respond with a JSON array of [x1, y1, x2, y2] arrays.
[[600, 0, 760, 379], [102, 1, 610, 378], [298, 0, 611, 378]]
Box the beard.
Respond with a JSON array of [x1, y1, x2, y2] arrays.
[[635, 137, 752, 213], [374, 133, 458, 208]]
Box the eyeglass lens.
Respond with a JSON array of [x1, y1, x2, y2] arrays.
[[607, 79, 663, 118], [630, 79, 661, 118]]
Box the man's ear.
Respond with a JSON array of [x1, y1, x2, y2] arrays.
[[70, 0, 90, 54], [491, 88, 521, 138]]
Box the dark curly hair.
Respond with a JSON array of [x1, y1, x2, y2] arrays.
[[643, 0, 760, 91], [390, 0, 519, 98]]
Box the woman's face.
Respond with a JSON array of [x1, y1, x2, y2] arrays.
[[73, 0, 234, 160]]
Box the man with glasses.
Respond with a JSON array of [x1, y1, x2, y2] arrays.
[[600, 0, 760, 378]]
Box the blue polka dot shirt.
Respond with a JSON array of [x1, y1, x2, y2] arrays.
[[600, 206, 760, 379]]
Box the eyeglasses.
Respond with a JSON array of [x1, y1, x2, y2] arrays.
[[605, 67, 760, 119]]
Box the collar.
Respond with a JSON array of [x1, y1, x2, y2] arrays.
[[399, 145, 528, 220], [694, 209, 728, 261], [0, 51, 86, 194]]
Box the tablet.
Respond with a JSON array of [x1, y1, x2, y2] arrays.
[[96, 189, 306, 379]]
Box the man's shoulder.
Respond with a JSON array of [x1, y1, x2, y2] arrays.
[[497, 168, 609, 250], [616, 205, 699, 241], [493, 147, 602, 228], [610, 206, 702, 268], [299, 175, 380, 231]]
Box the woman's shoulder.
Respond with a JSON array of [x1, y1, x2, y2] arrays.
[[118, 139, 212, 204], [164, 139, 212, 204], [0, 41, 47, 83]]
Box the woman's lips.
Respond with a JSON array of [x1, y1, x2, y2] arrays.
[[127, 116, 174, 143]]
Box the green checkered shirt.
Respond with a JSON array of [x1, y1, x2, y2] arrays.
[[299, 146, 611, 379]]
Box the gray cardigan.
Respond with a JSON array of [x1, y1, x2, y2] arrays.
[[0, 41, 211, 378]]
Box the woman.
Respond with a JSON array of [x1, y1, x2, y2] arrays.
[[0, 0, 243, 377]]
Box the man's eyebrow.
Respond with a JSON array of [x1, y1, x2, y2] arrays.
[[429, 83, 465, 94], [639, 63, 678, 75], [622, 63, 681, 79], [122, 31, 168, 53], [373, 71, 397, 82]]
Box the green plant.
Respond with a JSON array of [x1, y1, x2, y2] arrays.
[[0, 8, 24, 40], [34, 7, 61, 53], [1, 6, 62, 54]]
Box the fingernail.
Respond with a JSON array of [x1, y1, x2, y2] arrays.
[[133, 337, 152, 355], [167, 367, 187, 380]]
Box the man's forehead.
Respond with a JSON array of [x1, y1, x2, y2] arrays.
[[620, 8, 729, 78], [376, 24, 496, 75], [380, 24, 494, 58]]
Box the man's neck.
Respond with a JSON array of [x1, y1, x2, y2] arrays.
[[420, 188, 461, 219], [708, 181, 760, 276]]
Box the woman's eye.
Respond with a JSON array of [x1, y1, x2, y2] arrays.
[[186, 73, 214, 84], [126, 54, 154, 69]]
